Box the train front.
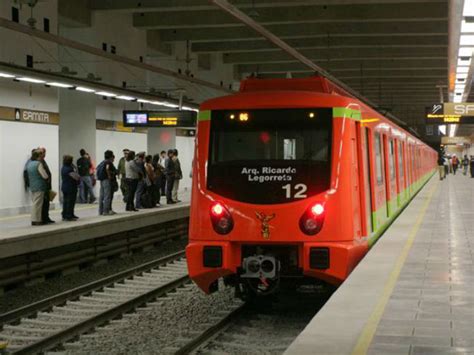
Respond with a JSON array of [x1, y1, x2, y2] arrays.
[[186, 90, 367, 298]]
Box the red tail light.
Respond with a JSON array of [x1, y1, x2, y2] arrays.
[[210, 202, 234, 235], [300, 202, 325, 235]]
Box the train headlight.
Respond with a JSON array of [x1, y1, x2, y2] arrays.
[[210, 202, 234, 235], [299, 202, 325, 236]]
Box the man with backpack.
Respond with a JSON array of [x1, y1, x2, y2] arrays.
[[97, 150, 118, 216]]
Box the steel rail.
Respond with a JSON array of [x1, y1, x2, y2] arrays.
[[174, 303, 248, 355], [12, 275, 190, 355], [0, 250, 186, 326]]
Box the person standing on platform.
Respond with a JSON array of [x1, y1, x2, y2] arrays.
[[172, 149, 183, 203], [165, 149, 176, 204], [152, 154, 163, 207], [77, 149, 96, 204], [26, 150, 49, 226], [38, 147, 55, 224], [61, 155, 80, 221], [134, 152, 146, 209], [97, 150, 117, 216], [470, 156, 474, 178], [143, 155, 157, 208], [117, 149, 129, 203], [437, 154, 445, 180], [125, 151, 140, 211], [158, 150, 167, 197], [462, 154, 469, 175], [452, 154, 459, 175]]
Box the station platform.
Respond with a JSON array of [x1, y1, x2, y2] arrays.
[[0, 192, 190, 260], [286, 174, 474, 355]]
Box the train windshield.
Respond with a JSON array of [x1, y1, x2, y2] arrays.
[[207, 108, 332, 204]]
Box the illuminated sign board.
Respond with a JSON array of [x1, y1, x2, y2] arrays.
[[426, 103, 474, 124], [123, 110, 197, 127]]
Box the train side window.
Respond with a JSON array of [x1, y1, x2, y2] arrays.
[[389, 140, 395, 180], [374, 132, 384, 185], [398, 141, 404, 180]]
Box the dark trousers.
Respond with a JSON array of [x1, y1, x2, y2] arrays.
[[120, 178, 128, 202], [453, 164, 458, 175], [42, 190, 51, 222], [126, 178, 139, 210], [62, 189, 77, 219], [153, 178, 161, 204], [166, 175, 175, 203], [159, 174, 166, 196]]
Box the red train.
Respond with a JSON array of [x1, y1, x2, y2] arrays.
[[186, 77, 436, 298]]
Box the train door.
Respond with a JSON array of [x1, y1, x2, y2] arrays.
[[387, 139, 397, 215], [374, 132, 386, 228], [363, 127, 373, 235], [350, 122, 362, 239], [382, 134, 391, 218], [397, 140, 405, 205]]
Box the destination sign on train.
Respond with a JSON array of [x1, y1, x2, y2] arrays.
[[123, 110, 197, 127], [425, 103, 474, 124]]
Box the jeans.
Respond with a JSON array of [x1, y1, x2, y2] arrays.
[[463, 165, 468, 175], [42, 190, 51, 222], [99, 179, 113, 215], [166, 175, 175, 203], [62, 188, 77, 219], [80, 176, 96, 203], [135, 180, 145, 208], [126, 179, 139, 210]]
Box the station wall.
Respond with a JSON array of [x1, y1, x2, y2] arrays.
[[0, 121, 59, 216]]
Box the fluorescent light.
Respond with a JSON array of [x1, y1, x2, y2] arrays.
[[17, 77, 45, 84], [458, 57, 471, 66], [460, 35, 474, 46], [463, 0, 474, 17], [448, 124, 457, 137], [47, 82, 73, 88], [76, 86, 95, 93], [96, 91, 116, 97], [182, 106, 198, 112], [137, 99, 151, 103], [438, 125, 446, 135], [458, 47, 474, 56], [151, 101, 178, 108], [117, 95, 136, 101], [457, 66, 469, 73], [0, 72, 15, 78], [461, 20, 474, 33], [453, 96, 463, 103]]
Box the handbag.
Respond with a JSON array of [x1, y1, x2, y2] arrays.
[[49, 190, 57, 202]]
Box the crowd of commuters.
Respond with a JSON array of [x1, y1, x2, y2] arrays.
[[437, 151, 474, 180], [24, 147, 183, 226]]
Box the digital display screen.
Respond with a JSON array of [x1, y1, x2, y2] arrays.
[[124, 112, 148, 125], [123, 110, 197, 127]]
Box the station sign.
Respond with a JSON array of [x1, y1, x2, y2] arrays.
[[441, 136, 472, 145], [123, 110, 197, 128], [426, 103, 474, 124]]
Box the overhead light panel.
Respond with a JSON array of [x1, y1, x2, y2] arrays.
[[458, 57, 471, 66], [96, 91, 116, 97], [0, 72, 15, 78], [47, 82, 73, 88], [76, 86, 95, 93], [458, 47, 474, 56], [463, 0, 474, 17], [456, 66, 469, 73], [461, 20, 474, 33], [17, 77, 45, 84], [117, 95, 136, 101], [137, 99, 151, 103]]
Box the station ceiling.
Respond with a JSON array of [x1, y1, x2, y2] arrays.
[[90, 0, 449, 131]]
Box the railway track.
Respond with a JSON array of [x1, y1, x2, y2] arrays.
[[0, 251, 189, 354], [173, 291, 331, 355]]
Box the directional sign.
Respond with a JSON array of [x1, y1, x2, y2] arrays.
[[426, 103, 474, 124]]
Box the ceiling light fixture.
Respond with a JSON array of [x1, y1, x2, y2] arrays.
[[75, 86, 95, 93], [96, 91, 116, 97], [47, 82, 74, 88], [17, 77, 45, 84]]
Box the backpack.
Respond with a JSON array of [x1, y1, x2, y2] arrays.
[[96, 161, 108, 181]]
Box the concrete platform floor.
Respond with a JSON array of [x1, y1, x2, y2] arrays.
[[286, 173, 474, 355], [0, 190, 190, 238]]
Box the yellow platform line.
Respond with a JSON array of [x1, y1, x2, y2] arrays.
[[352, 180, 439, 355]]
